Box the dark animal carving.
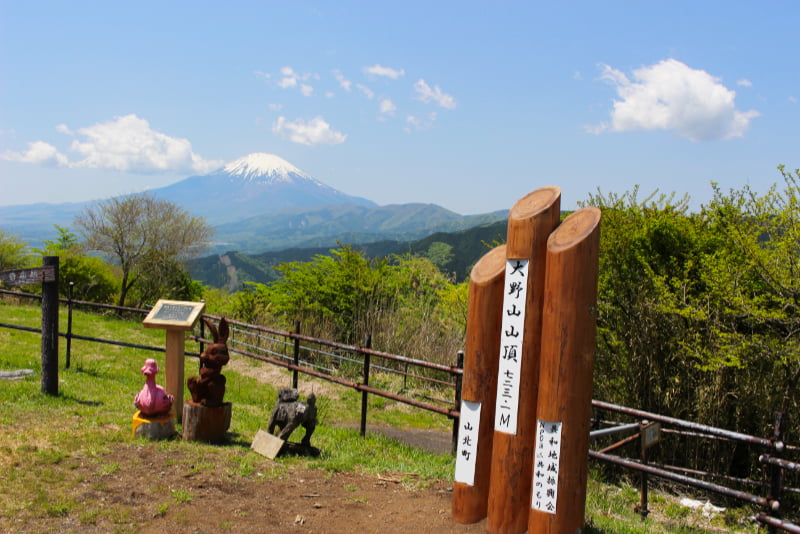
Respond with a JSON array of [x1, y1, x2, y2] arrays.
[[187, 318, 230, 407], [268, 388, 317, 446]]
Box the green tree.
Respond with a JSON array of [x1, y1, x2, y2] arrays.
[[583, 188, 709, 419], [73, 193, 212, 307], [702, 166, 800, 415], [36, 225, 117, 302], [0, 229, 30, 271]]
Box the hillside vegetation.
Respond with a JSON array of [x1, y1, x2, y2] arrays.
[[3, 167, 800, 485]]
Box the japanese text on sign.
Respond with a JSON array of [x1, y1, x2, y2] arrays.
[[532, 420, 562, 514], [494, 259, 528, 435], [454, 400, 482, 485]]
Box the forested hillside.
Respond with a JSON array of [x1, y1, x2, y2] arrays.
[[189, 219, 509, 289]]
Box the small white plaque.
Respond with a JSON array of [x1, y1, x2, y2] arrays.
[[454, 401, 482, 485], [531, 420, 562, 514], [494, 259, 529, 435]]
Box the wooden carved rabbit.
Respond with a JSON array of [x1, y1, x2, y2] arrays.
[[187, 317, 230, 407]]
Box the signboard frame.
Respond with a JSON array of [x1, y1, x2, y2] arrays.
[[0, 266, 56, 286], [641, 422, 662, 451]]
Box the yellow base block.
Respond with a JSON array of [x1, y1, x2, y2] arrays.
[[132, 410, 176, 440]]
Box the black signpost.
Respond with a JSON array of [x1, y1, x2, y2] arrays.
[[0, 257, 59, 395]]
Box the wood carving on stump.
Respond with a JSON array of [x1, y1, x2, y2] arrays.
[[183, 317, 232, 443], [187, 317, 230, 407]]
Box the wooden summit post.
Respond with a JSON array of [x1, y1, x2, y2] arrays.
[[142, 300, 205, 421], [528, 207, 601, 533], [487, 186, 561, 534], [452, 244, 506, 524]]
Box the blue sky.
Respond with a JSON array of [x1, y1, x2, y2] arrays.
[[2, 1, 798, 214]]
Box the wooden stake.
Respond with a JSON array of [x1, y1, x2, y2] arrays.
[[528, 207, 601, 534], [452, 244, 506, 524], [487, 186, 561, 534]]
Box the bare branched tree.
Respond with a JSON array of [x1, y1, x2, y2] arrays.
[[74, 193, 212, 307]]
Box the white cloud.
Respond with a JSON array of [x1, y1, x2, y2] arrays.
[[3, 114, 223, 174], [70, 115, 223, 173], [379, 98, 396, 115], [590, 59, 760, 141], [277, 66, 317, 95], [737, 78, 753, 87], [364, 64, 405, 79], [404, 112, 438, 133], [414, 79, 457, 109], [2, 140, 69, 167], [356, 83, 375, 99], [272, 116, 347, 146], [333, 69, 352, 92]]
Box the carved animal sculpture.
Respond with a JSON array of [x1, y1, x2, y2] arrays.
[[187, 317, 230, 407], [134, 358, 174, 417], [268, 388, 317, 446]]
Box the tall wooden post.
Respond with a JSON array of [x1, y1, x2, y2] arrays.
[[452, 244, 506, 523], [41, 256, 59, 395], [143, 300, 206, 422], [487, 186, 561, 534], [528, 206, 601, 533]]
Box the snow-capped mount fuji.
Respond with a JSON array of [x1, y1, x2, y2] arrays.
[[151, 153, 376, 225], [222, 153, 319, 185]]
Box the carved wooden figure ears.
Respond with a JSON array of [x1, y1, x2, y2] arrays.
[[204, 317, 230, 344]]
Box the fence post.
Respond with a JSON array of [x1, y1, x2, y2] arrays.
[[66, 281, 74, 369], [767, 412, 787, 533], [360, 334, 372, 437], [292, 320, 301, 389], [637, 420, 650, 519], [41, 256, 59, 395], [452, 350, 464, 455], [199, 316, 205, 372]]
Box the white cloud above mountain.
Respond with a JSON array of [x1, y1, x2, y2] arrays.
[[364, 64, 405, 79], [272, 116, 347, 146], [414, 79, 457, 109], [589, 59, 759, 141], [2, 114, 222, 173]]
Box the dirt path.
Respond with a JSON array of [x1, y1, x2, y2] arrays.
[[3, 443, 488, 534]]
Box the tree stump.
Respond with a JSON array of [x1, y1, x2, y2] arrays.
[[181, 401, 232, 443]]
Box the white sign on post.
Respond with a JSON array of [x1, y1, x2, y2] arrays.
[[454, 400, 482, 485], [532, 420, 563, 514], [494, 259, 529, 435]]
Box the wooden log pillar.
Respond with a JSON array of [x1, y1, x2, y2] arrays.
[[487, 186, 561, 534], [528, 207, 601, 533], [165, 329, 186, 419], [452, 244, 506, 524]]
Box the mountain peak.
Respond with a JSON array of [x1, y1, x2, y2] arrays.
[[222, 153, 314, 184]]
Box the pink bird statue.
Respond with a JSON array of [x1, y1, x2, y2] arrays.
[[134, 359, 174, 417]]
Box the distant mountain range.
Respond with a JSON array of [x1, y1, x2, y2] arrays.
[[0, 152, 506, 256], [189, 218, 510, 290]]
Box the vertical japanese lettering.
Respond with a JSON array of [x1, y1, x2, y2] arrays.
[[494, 259, 529, 435], [531, 420, 562, 514], [454, 400, 482, 485]]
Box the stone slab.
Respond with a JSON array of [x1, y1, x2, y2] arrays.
[[251, 429, 284, 459]]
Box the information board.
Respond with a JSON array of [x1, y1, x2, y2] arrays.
[[142, 299, 205, 331]]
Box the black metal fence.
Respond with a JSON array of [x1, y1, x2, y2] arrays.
[[1, 287, 798, 532]]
